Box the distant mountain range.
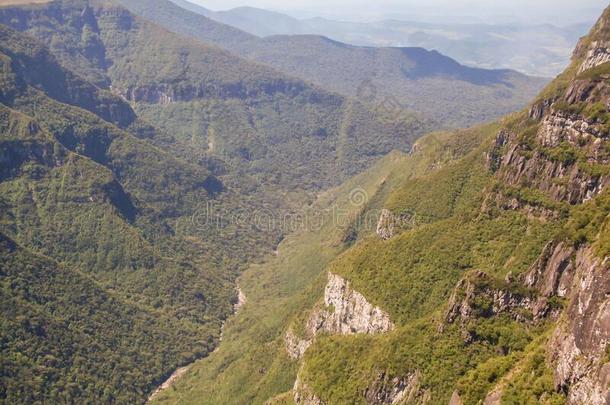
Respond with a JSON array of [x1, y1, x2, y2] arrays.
[[119, 0, 548, 129], [171, 0, 590, 77]]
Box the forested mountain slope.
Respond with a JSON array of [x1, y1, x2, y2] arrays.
[[116, 0, 548, 128], [157, 6, 610, 405], [0, 0, 433, 402], [0, 28, 241, 402], [0, 0, 429, 193]]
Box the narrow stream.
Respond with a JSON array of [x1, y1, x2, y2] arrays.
[[146, 286, 246, 403]]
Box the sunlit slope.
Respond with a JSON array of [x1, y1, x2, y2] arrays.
[[153, 123, 498, 404]]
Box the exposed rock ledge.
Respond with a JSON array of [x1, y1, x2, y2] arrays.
[[322, 273, 395, 335], [286, 272, 394, 360], [578, 41, 610, 74], [376, 209, 397, 240], [364, 370, 431, 405], [293, 369, 429, 405], [289, 273, 398, 404], [547, 247, 610, 405], [447, 243, 609, 404]]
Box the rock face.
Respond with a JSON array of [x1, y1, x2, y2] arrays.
[[574, 8, 610, 74], [290, 273, 399, 404], [523, 242, 576, 298], [493, 117, 609, 205], [117, 78, 312, 105], [364, 371, 430, 405], [442, 270, 537, 333], [376, 209, 397, 240], [293, 368, 430, 405], [443, 242, 609, 404], [578, 41, 610, 74], [547, 248, 610, 405], [485, 9, 610, 211], [478, 20, 610, 402], [285, 328, 313, 361], [449, 391, 464, 405], [538, 112, 608, 149], [321, 273, 395, 335], [286, 272, 394, 360]]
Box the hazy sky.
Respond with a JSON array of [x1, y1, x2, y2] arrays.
[[192, 0, 608, 25]]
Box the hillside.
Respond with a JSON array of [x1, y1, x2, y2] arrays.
[[157, 6, 610, 405], [0, 0, 430, 193], [0, 0, 433, 401], [0, 29, 239, 402], [116, 0, 548, 129]]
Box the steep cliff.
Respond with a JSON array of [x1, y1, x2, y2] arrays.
[[285, 7, 610, 405], [286, 272, 394, 361]]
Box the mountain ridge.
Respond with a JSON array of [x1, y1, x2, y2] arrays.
[[170, 0, 591, 77], [119, 0, 548, 128]]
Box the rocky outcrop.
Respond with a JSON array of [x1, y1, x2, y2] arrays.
[[293, 368, 430, 405], [528, 99, 555, 121], [364, 370, 430, 405], [234, 286, 246, 312], [290, 273, 397, 404], [497, 108, 610, 203], [483, 389, 502, 405], [449, 391, 464, 405], [285, 328, 313, 361], [481, 190, 560, 221], [444, 242, 609, 404], [118, 78, 312, 105], [494, 136, 609, 205], [578, 41, 610, 74], [523, 242, 576, 298], [574, 7, 610, 74], [487, 12, 610, 208], [442, 270, 537, 334], [376, 209, 397, 240], [547, 247, 610, 405], [538, 112, 608, 149], [285, 272, 394, 360], [321, 273, 394, 335]]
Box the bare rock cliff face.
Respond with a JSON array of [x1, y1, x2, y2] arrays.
[[285, 328, 313, 361], [293, 370, 429, 405], [578, 41, 610, 74], [444, 242, 609, 404], [574, 8, 610, 74], [286, 272, 394, 360], [547, 248, 610, 405], [486, 16, 610, 400], [290, 273, 400, 404], [486, 10, 610, 210], [376, 209, 397, 240], [523, 241, 576, 298], [442, 270, 540, 337], [513, 239, 610, 403], [364, 371, 430, 405], [321, 273, 395, 335], [491, 106, 610, 206]]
